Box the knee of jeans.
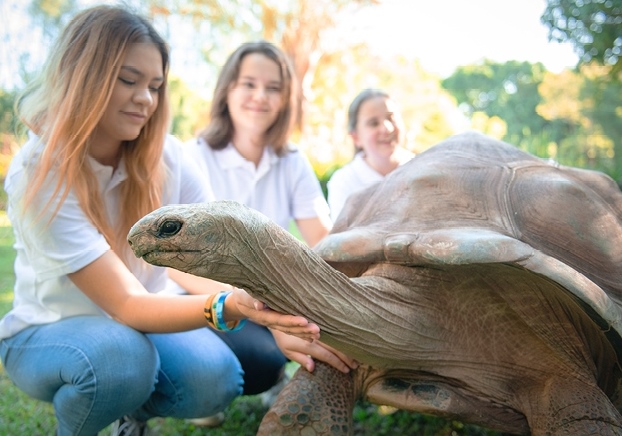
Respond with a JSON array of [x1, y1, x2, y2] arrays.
[[210, 349, 244, 397], [98, 330, 159, 395], [187, 351, 244, 416]]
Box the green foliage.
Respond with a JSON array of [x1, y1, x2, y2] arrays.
[[442, 60, 553, 155], [580, 70, 622, 182], [352, 403, 503, 436], [542, 0, 622, 75], [28, 0, 78, 41], [443, 60, 622, 182], [168, 76, 211, 141], [0, 88, 20, 136]]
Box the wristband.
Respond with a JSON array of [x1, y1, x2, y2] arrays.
[[203, 293, 218, 330], [209, 291, 247, 332]]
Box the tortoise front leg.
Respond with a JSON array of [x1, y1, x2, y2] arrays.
[[258, 361, 356, 435]]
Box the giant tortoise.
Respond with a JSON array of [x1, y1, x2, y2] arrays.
[[127, 131, 622, 435]]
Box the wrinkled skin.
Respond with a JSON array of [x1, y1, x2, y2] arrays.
[[128, 132, 622, 435]]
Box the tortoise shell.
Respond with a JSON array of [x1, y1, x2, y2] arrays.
[[316, 131, 622, 340]]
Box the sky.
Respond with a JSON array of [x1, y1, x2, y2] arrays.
[[348, 0, 579, 77], [0, 0, 580, 90]]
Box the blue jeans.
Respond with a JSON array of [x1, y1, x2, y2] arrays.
[[0, 316, 244, 435]]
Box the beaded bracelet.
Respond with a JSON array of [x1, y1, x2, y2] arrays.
[[204, 291, 247, 332]]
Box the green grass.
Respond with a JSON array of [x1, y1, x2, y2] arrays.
[[0, 211, 504, 435]]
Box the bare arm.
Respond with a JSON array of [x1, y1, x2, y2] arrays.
[[68, 250, 320, 339], [295, 216, 331, 248], [167, 268, 232, 295]]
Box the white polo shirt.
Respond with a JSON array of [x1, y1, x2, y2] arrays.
[[327, 149, 414, 221], [187, 138, 330, 231], [0, 133, 213, 340]]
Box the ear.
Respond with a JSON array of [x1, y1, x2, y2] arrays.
[[350, 131, 360, 148]]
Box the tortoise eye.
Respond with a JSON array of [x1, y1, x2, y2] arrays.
[[158, 220, 182, 237]]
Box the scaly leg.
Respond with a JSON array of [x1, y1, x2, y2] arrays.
[[258, 361, 357, 435]]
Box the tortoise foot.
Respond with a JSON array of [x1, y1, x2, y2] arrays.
[[258, 361, 356, 436]]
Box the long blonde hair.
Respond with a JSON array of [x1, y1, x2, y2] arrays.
[[16, 5, 170, 257]]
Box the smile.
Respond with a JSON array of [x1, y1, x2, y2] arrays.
[[122, 112, 147, 122]]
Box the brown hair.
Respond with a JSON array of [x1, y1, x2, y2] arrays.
[[16, 5, 170, 258], [199, 41, 297, 155]]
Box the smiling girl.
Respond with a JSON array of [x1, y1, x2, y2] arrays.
[[0, 7, 318, 436], [182, 42, 355, 410], [327, 89, 415, 221]]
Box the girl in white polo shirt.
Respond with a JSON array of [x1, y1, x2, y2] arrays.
[[0, 8, 319, 435], [184, 41, 356, 402], [327, 89, 415, 222]]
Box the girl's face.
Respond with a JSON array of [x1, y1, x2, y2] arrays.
[[351, 96, 403, 160], [92, 43, 164, 151], [227, 53, 284, 139]]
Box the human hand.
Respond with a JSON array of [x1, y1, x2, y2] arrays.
[[271, 329, 358, 374], [226, 288, 320, 341]]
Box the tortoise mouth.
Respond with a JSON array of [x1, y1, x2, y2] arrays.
[[139, 249, 202, 266]]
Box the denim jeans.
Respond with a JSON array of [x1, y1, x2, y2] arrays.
[[0, 316, 244, 435], [214, 320, 287, 395]]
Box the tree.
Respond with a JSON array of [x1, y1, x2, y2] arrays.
[[167, 76, 211, 141], [302, 44, 463, 178], [541, 0, 622, 77], [537, 68, 614, 175], [144, 0, 381, 130], [579, 64, 622, 182], [27, 0, 77, 40], [442, 60, 552, 156]]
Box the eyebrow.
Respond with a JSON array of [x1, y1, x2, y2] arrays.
[[120, 65, 164, 82], [239, 75, 281, 84]]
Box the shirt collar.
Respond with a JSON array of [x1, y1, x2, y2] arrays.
[[87, 155, 127, 191], [217, 142, 279, 174]]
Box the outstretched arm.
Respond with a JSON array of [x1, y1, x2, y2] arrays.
[[295, 216, 331, 248], [68, 250, 320, 340]]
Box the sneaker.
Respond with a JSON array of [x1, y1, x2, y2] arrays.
[[187, 412, 225, 428], [110, 415, 148, 436], [259, 369, 292, 408]]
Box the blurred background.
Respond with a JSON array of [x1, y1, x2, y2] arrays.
[[1, 0, 621, 207], [0, 1, 620, 433]]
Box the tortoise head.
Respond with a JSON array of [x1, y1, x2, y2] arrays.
[[129, 201, 266, 284], [127, 200, 313, 302]]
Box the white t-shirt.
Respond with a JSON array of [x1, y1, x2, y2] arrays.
[[187, 138, 330, 231], [327, 149, 414, 221], [0, 133, 213, 340]]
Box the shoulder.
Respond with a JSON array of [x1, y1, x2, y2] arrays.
[[162, 135, 207, 172], [5, 132, 44, 192], [278, 143, 309, 165], [396, 147, 416, 164], [330, 155, 361, 180], [161, 135, 185, 164], [162, 134, 184, 153]]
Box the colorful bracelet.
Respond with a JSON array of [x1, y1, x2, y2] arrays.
[[203, 293, 218, 330], [205, 291, 247, 332]]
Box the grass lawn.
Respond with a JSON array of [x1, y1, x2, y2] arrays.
[[0, 211, 504, 435]]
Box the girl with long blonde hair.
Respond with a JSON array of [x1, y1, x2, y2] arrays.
[[0, 6, 318, 435]]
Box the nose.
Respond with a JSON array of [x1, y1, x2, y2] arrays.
[[134, 88, 154, 106], [252, 87, 268, 101]]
